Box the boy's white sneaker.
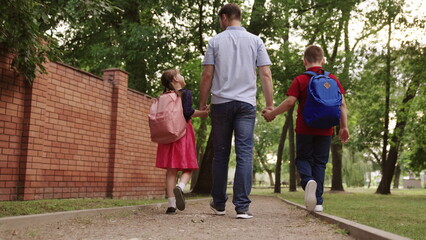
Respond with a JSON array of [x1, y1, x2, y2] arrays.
[[304, 180, 317, 212], [314, 205, 323, 212]]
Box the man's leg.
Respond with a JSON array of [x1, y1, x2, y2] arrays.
[[232, 101, 256, 214], [211, 102, 234, 210], [312, 135, 332, 205]]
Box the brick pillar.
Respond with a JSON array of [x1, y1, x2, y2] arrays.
[[0, 51, 26, 201], [18, 63, 50, 200], [103, 68, 128, 198]]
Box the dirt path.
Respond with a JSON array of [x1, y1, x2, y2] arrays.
[[0, 195, 353, 240]]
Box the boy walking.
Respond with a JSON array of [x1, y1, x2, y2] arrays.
[[262, 45, 349, 212]]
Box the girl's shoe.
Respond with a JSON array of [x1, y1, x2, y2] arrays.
[[166, 207, 176, 214], [173, 186, 185, 211]]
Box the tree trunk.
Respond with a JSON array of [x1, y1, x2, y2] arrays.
[[196, 0, 205, 55], [191, 131, 213, 194], [393, 165, 401, 189], [274, 109, 292, 193], [326, 10, 346, 192], [381, 12, 392, 173], [266, 170, 274, 187], [288, 107, 297, 192], [190, 118, 208, 190], [247, 0, 267, 36], [376, 74, 419, 194], [367, 171, 371, 188], [331, 131, 345, 191]]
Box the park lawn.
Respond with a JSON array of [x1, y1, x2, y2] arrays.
[[274, 187, 426, 240], [0, 193, 208, 218], [0, 198, 166, 217]]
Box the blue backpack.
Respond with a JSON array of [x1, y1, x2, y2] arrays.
[[303, 71, 342, 129]]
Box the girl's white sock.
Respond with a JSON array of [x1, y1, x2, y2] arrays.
[[168, 197, 176, 208], [178, 182, 186, 190]]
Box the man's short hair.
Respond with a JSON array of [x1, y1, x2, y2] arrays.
[[304, 45, 324, 64], [218, 3, 241, 21]]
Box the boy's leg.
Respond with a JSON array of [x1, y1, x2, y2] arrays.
[[312, 135, 332, 205], [210, 102, 234, 210], [295, 134, 314, 189], [295, 134, 317, 211]]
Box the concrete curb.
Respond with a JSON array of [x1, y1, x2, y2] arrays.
[[277, 196, 412, 240], [0, 198, 205, 230]]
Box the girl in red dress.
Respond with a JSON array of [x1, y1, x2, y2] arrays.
[[156, 69, 209, 214]]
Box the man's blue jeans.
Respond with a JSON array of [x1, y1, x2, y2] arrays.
[[295, 134, 332, 205], [211, 101, 256, 212]]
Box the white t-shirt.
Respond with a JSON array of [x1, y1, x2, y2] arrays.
[[202, 26, 272, 106]]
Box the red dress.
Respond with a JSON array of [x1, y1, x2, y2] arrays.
[[155, 89, 198, 170]]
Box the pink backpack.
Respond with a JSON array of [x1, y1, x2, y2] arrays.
[[148, 92, 187, 144]]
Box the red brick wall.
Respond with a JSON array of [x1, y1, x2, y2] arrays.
[[0, 50, 164, 201], [0, 52, 26, 201]]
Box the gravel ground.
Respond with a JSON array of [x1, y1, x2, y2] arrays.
[[0, 195, 354, 240]]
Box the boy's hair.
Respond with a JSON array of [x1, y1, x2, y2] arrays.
[[218, 3, 241, 21], [161, 69, 180, 96], [304, 45, 324, 64]]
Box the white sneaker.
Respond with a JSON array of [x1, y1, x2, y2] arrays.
[[236, 211, 253, 219], [304, 180, 317, 212], [210, 200, 226, 215], [314, 205, 323, 212]]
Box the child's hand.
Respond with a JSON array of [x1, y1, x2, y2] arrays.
[[199, 110, 209, 118], [338, 127, 350, 144]]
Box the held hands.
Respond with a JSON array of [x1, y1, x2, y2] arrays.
[[261, 106, 275, 122], [199, 105, 210, 118]]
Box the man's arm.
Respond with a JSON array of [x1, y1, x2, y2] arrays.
[[258, 65, 274, 110], [199, 65, 214, 109], [338, 95, 350, 143]]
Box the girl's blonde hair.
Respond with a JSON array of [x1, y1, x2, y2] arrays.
[[161, 69, 180, 96]]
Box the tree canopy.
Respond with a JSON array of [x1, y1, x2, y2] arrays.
[[1, 0, 425, 194]]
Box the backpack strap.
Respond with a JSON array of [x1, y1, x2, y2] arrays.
[[305, 70, 330, 77], [304, 71, 317, 76]]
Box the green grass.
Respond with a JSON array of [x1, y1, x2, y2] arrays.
[[0, 193, 208, 218], [253, 187, 426, 240], [0, 198, 162, 217]]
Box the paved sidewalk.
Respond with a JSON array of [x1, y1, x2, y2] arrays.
[[0, 195, 353, 240]]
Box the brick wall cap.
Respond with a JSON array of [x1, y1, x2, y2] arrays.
[[128, 88, 154, 99], [55, 62, 103, 80], [102, 68, 129, 75]]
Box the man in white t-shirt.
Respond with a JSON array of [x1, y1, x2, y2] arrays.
[[199, 3, 274, 219]]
